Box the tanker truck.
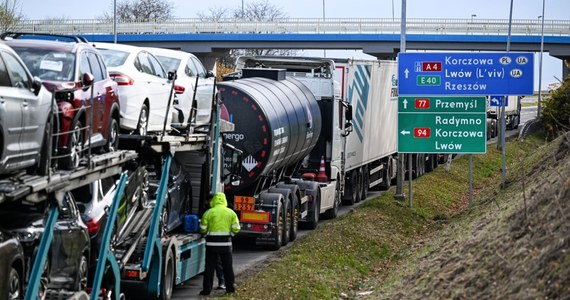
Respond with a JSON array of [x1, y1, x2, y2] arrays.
[[218, 57, 400, 250]]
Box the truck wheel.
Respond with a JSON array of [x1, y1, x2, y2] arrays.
[[289, 197, 299, 241], [411, 154, 419, 179], [158, 248, 175, 300], [360, 166, 369, 201], [281, 199, 291, 246], [354, 169, 362, 203], [342, 171, 357, 205], [379, 161, 391, 191], [425, 154, 434, 172], [303, 193, 320, 230], [267, 204, 284, 250]]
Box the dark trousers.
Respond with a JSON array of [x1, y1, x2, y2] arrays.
[[215, 259, 224, 285], [202, 246, 235, 293]]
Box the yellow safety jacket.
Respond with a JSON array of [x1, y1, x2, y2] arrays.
[[200, 192, 240, 248]]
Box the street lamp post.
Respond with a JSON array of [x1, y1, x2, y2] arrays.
[[323, 0, 326, 57], [538, 0, 546, 118], [113, 0, 117, 43]]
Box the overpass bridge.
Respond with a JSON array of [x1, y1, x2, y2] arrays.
[[14, 17, 570, 74]]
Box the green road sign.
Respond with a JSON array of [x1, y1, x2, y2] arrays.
[[398, 96, 487, 154]]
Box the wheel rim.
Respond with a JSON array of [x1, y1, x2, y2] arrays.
[[276, 209, 283, 245], [283, 202, 291, 243], [79, 256, 88, 291], [291, 201, 298, 237], [138, 107, 148, 136], [8, 269, 20, 300], [109, 119, 119, 152], [160, 207, 169, 237], [70, 123, 83, 168], [164, 253, 173, 297]]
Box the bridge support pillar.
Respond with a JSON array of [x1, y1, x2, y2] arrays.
[[561, 58, 570, 80]]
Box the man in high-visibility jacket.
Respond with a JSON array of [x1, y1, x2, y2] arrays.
[[199, 192, 240, 295]]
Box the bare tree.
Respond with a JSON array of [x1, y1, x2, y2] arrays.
[[240, 0, 287, 21], [0, 0, 23, 32], [199, 0, 296, 71], [103, 0, 174, 21], [197, 6, 230, 22]]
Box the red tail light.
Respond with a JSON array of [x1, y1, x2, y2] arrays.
[[109, 72, 134, 86], [174, 85, 185, 94], [85, 218, 101, 235]]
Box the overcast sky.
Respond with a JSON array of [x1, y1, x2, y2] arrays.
[[21, 0, 570, 89]]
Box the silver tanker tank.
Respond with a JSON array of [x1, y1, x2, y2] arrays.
[[218, 71, 322, 192]]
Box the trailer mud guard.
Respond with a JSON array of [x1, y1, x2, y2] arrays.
[[294, 180, 320, 229], [257, 192, 284, 250]]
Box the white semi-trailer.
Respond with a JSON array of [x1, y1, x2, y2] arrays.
[[333, 59, 400, 204]]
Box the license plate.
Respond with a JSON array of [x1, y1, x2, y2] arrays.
[[234, 195, 255, 211], [241, 211, 270, 223]]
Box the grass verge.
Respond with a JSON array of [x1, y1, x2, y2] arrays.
[[226, 133, 547, 299]]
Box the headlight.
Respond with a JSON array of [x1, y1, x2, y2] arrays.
[[13, 229, 42, 243]]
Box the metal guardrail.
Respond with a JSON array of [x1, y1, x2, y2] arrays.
[[12, 18, 570, 36]]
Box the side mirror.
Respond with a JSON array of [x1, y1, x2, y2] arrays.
[[230, 174, 241, 186], [222, 143, 243, 185], [231, 149, 243, 174], [206, 71, 215, 78], [345, 104, 353, 122], [168, 71, 177, 81], [32, 76, 42, 96], [81, 73, 94, 91]]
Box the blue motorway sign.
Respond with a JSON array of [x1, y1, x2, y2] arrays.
[[398, 52, 534, 96], [489, 95, 507, 107]]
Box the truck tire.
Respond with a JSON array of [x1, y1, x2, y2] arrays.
[[342, 171, 358, 205], [379, 160, 391, 191], [281, 198, 291, 246], [275, 184, 300, 242], [266, 204, 284, 251], [289, 196, 299, 242], [158, 247, 175, 300], [411, 154, 419, 179], [425, 154, 434, 173], [361, 166, 369, 200], [355, 169, 362, 203]]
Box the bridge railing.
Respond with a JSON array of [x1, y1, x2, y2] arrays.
[[11, 18, 570, 36]]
